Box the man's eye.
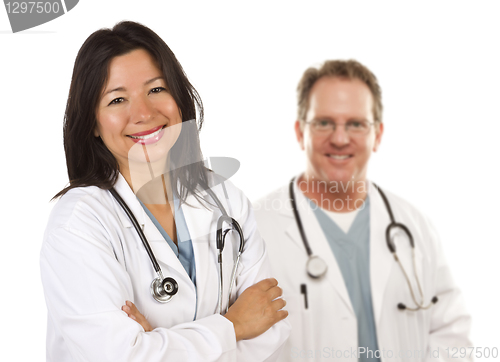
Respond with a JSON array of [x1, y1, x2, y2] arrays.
[[316, 120, 331, 127], [150, 87, 166, 94], [348, 120, 364, 128], [108, 97, 124, 106]]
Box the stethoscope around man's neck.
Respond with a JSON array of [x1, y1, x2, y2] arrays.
[[288, 177, 438, 312]]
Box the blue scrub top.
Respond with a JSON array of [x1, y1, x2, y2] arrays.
[[310, 196, 381, 362]]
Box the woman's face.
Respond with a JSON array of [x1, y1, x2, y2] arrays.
[[95, 49, 182, 179]]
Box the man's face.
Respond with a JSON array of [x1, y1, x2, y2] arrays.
[[295, 76, 383, 187]]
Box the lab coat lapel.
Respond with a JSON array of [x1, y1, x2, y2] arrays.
[[369, 182, 396, 324], [143, 211, 193, 287], [282, 180, 355, 316], [182, 189, 220, 316]]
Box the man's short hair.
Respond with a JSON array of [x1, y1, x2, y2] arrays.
[[297, 60, 383, 123]]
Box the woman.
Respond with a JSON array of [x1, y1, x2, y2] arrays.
[[40, 21, 289, 361]]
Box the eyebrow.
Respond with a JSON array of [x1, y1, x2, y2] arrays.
[[103, 76, 165, 96], [314, 116, 369, 122]]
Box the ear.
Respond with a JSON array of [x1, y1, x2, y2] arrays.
[[294, 120, 305, 150], [373, 122, 384, 152], [94, 126, 100, 138]]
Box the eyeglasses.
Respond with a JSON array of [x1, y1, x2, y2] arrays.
[[305, 119, 375, 136]]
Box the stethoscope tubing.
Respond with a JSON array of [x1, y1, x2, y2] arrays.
[[289, 180, 313, 257], [109, 187, 162, 276]]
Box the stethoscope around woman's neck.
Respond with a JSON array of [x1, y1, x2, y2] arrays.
[[289, 177, 438, 312], [109, 181, 244, 314], [110, 187, 179, 303]]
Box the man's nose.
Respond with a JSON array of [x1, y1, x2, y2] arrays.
[[329, 124, 350, 146]]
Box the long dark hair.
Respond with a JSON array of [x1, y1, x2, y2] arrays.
[[54, 21, 208, 202]]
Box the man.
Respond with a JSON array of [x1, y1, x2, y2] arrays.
[[253, 60, 472, 362]]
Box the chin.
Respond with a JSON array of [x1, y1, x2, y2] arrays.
[[321, 170, 354, 185], [329, 178, 355, 188]]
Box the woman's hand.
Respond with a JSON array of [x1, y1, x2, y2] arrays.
[[122, 300, 153, 332], [224, 278, 288, 341]]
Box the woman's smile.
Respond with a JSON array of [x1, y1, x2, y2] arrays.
[[128, 125, 167, 145]]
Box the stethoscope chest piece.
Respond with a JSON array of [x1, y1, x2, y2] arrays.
[[306, 255, 328, 279], [150, 276, 179, 303]]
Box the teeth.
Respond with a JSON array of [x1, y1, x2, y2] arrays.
[[329, 155, 350, 160], [130, 127, 163, 139]]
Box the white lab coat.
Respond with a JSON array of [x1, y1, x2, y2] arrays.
[[40, 173, 290, 362], [253, 179, 472, 362]]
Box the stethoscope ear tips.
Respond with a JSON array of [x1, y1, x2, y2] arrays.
[[397, 296, 438, 311]]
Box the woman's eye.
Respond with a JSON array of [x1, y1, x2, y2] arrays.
[[150, 87, 166, 94], [108, 97, 124, 106]]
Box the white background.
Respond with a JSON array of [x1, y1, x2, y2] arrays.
[[1, 0, 499, 359]]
